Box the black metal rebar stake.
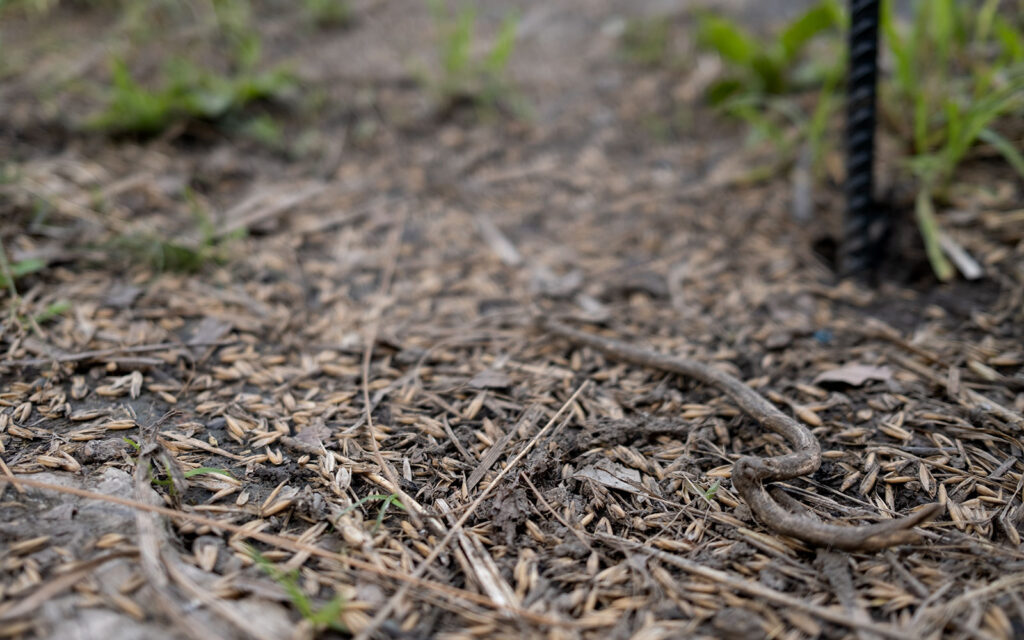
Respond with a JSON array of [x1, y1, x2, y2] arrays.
[[841, 0, 884, 277]]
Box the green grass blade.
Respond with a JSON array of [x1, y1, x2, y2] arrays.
[[33, 300, 70, 324], [928, 0, 957, 63], [373, 494, 404, 532], [779, 1, 841, 63], [247, 546, 348, 631], [337, 493, 392, 517], [944, 72, 1024, 173], [703, 479, 721, 501], [974, 0, 1001, 44], [308, 594, 347, 630], [915, 190, 955, 282], [484, 12, 518, 74], [696, 14, 757, 65], [994, 17, 1024, 63], [880, 0, 912, 97], [0, 257, 46, 289], [442, 6, 474, 77], [978, 127, 1024, 180]]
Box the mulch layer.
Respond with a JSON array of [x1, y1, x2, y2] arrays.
[[2, 1, 1024, 639]]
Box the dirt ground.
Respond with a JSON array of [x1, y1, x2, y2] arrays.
[[2, 1, 1024, 639]]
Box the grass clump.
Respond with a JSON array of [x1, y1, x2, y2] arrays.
[[697, 1, 845, 103], [693, 0, 1024, 280], [881, 0, 1024, 280], [90, 56, 292, 136], [82, 0, 295, 136], [425, 0, 521, 116], [694, 1, 846, 176]]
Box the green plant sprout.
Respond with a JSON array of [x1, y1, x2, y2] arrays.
[[76, 0, 295, 136], [121, 437, 233, 493], [247, 546, 348, 632], [697, 1, 845, 105], [0, 254, 45, 292], [338, 492, 405, 533], [694, 1, 846, 177], [0, 240, 64, 329], [31, 300, 70, 324], [425, 0, 521, 115], [89, 56, 293, 135], [702, 479, 721, 502], [151, 466, 234, 491]]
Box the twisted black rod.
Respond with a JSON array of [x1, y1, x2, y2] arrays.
[[841, 0, 884, 276]]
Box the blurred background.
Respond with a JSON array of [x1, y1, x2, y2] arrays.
[[1, 0, 1021, 298]]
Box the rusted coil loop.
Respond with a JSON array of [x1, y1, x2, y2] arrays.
[[542, 317, 941, 552]]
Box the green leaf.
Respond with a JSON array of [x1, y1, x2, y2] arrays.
[[779, 1, 841, 63], [10, 257, 45, 279], [908, 0, 931, 67], [248, 546, 347, 632], [705, 77, 744, 105], [974, 0, 1001, 45], [750, 53, 786, 94], [373, 494, 404, 532], [702, 479, 721, 501], [928, 0, 958, 63], [880, 0, 914, 99], [915, 190, 955, 282], [190, 86, 236, 118], [943, 72, 1024, 174], [307, 593, 347, 629], [337, 493, 393, 518], [978, 127, 1024, 180], [697, 14, 757, 65], [484, 12, 518, 74], [441, 5, 475, 77], [90, 58, 176, 134], [0, 257, 46, 289], [995, 17, 1024, 63], [33, 300, 70, 324]]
